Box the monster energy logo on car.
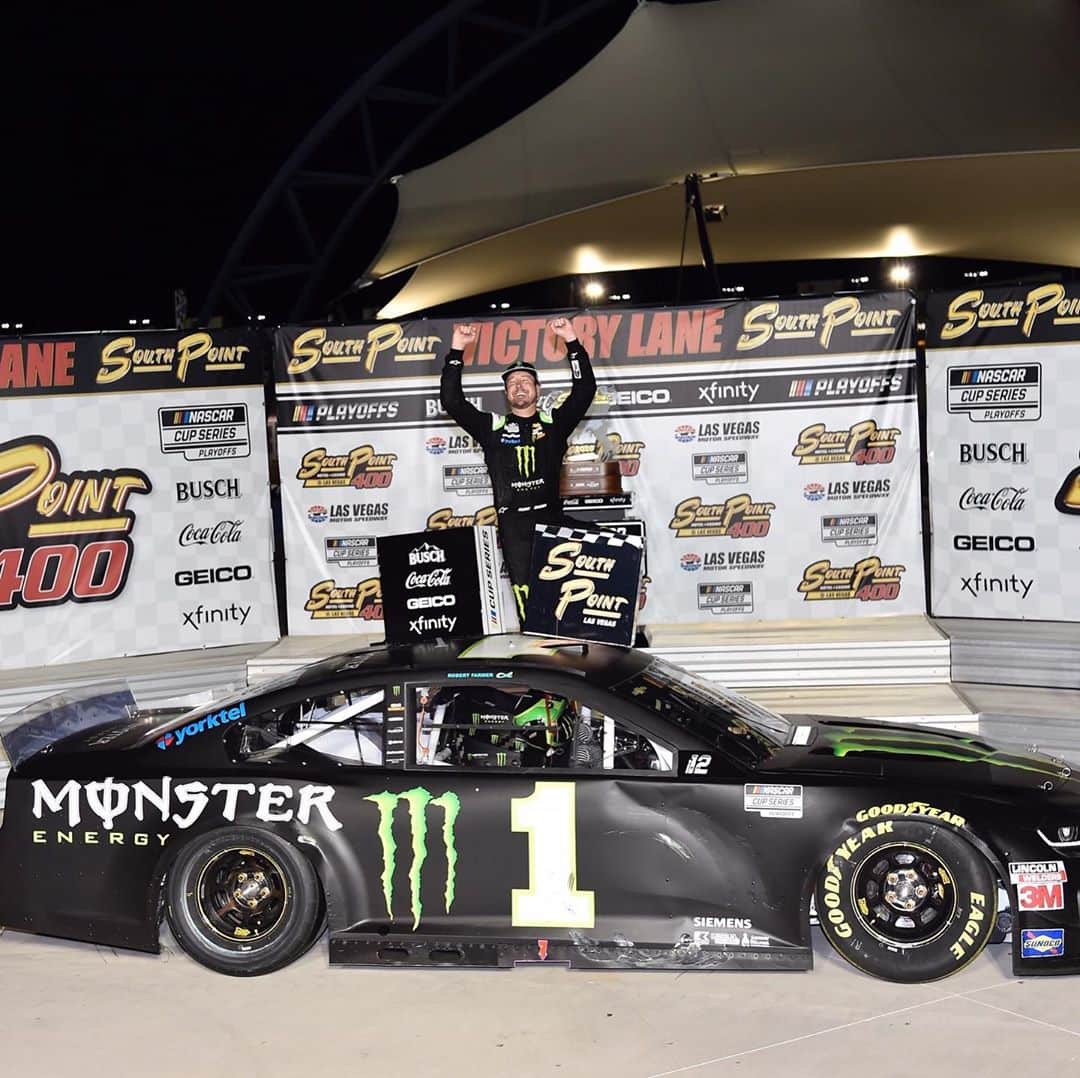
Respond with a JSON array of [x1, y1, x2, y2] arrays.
[[364, 787, 461, 930], [515, 445, 536, 477]]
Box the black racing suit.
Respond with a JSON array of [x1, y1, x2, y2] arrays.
[[440, 340, 596, 620]]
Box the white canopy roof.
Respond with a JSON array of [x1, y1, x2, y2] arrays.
[[370, 0, 1080, 317]]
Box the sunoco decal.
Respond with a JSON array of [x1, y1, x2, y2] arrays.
[[364, 787, 461, 930], [792, 420, 899, 466], [743, 783, 803, 818], [296, 446, 397, 488], [946, 364, 1041, 423], [158, 405, 250, 461], [798, 557, 905, 601], [305, 577, 383, 620], [668, 494, 774, 539], [1021, 929, 1065, 958]]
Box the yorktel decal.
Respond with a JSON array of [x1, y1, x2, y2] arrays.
[[30, 778, 343, 831], [157, 702, 247, 749], [364, 788, 461, 930]]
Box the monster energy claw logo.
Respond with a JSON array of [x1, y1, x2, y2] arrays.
[[515, 445, 536, 477], [364, 788, 461, 930]]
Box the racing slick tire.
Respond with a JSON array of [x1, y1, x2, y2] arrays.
[[814, 819, 997, 983], [166, 827, 322, 976]]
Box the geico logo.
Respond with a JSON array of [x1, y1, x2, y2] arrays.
[[406, 594, 456, 610], [175, 565, 253, 586], [953, 535, 1036, 552], [612, 388, 671, 406]]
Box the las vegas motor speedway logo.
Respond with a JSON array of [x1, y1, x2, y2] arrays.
[[296, 445, 397, 489], [792, 419, 899, 466], [668, 494, 774, 539]]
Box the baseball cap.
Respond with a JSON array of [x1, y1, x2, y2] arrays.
[[501, 361, 539, 384]]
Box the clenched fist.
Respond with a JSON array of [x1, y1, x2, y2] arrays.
[[548, 317, 577, 343], [452, 323, 478, 350]]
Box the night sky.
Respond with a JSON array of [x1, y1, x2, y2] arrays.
[[2, 3, 635, 333]]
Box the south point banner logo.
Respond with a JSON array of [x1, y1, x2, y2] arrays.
[[96, 332, 250, 384], [798, 556, 905, 601], [792, 420, 899, 466], [286, 325, 441, 375], [515, 445, 537, 478], [296, 446, 397, 489], [305, 577, 383, 620], [737, 296, 905, 352], [0, 435, 150, 610], [364, 788, 461, 930], [668, 493, 774, 539], [427, 505, 498, 529]]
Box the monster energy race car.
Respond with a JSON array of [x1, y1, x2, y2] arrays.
[[1, 634, 1078, 981]]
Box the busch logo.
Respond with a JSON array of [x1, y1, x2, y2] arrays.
[[176, 478, 240, 502], [364, 788, 461, 930], [409, 543, 447, 566]]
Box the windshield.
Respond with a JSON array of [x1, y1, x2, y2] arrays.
[[0, 682, 141, 769], [611, 657, 791, 760]]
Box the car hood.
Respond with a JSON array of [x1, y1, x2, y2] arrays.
[[765, 714, 1078, 795]]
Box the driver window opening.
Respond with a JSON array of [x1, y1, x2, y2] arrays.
[[238, 688, 385, 764], [413, 684, 672, 773]]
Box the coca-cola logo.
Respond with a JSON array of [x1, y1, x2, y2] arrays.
[[178, 520, 243, 547], [958, 486, 1028, 512], [405, 568, 452, 590]]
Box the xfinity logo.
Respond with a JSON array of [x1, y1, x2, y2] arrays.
[[175, 565, 253, 586], [405, 568, 452, 590], [697, 381, 759, 406], [960, 573, 1033, 599], [958, 486, 1028, 512], [178, 520, 243, 546], [959, 443, 1027, 464], [406, 594, 456, 610], [409, 543, 447, 566], [176, 478, 240, 502], [182, 603, 252, 628], [953, 535, 1035, 552], [410, 613, 457, 635]]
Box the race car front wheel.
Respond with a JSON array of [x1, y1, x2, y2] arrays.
[[815, 819, 997, 983], [166, 828, 322, 976]]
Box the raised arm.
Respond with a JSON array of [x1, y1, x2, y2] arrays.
[[548, 316, 596, 432], [439, 323, 490, 444]]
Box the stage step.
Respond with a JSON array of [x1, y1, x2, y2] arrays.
[[936, 618, 1080, 690]]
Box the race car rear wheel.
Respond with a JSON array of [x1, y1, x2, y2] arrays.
[[815, 819, 996, 983], [166, 828, 321, 976]]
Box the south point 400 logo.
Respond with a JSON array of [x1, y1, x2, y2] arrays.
[[305, 577, 383, 620], [668, 494, 774, 539], [792, 420, 900, 466], [0, 435, 150, 610], [295, 445, 397, 489], [798, 556, 905, 602]]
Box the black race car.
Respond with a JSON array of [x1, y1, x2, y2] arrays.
[[1, 634, 1077, 982]]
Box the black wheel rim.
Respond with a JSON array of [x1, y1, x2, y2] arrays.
[[195, 847, 289, 943], [850, 842, 957, 948]]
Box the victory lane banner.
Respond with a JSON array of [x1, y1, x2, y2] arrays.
[[274, 293, 923, 630], [926, 284, 1080, 620], [0, 329, 279, 669], [525, 525, 643, 646]]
